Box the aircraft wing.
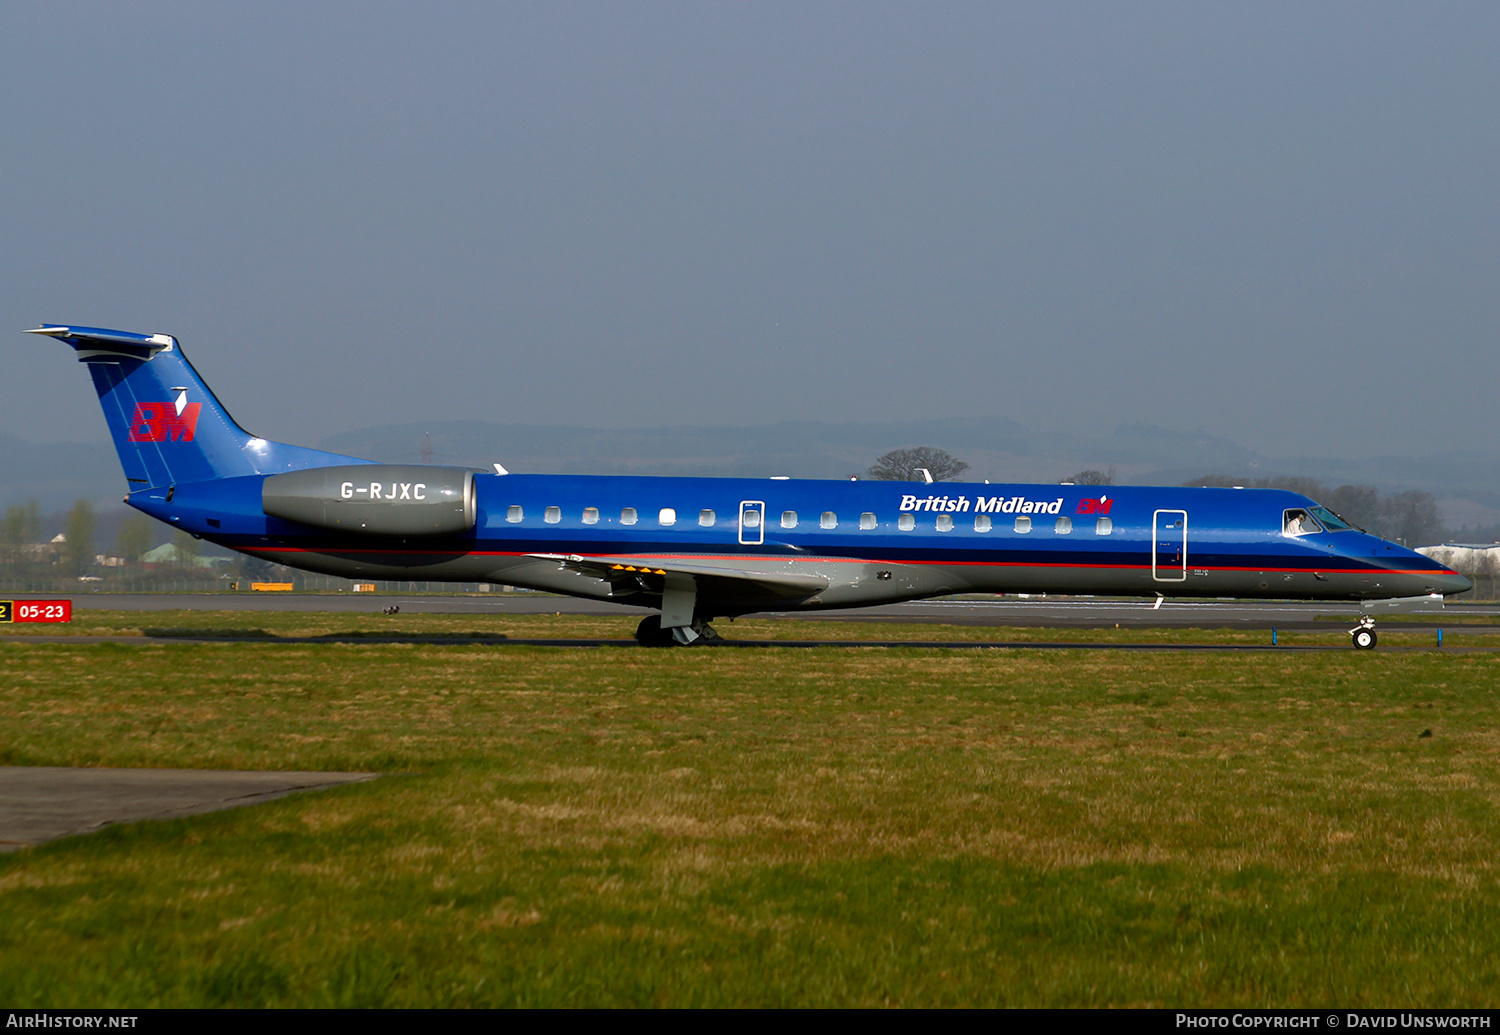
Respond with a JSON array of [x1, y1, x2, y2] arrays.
[[527, 553, 829, 602]]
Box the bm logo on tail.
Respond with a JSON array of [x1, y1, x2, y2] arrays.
[[128, 390, 201, 443]]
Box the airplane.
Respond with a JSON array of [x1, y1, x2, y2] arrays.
[[26, 323, 1472, 649]]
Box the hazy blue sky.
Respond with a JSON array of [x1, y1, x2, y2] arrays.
[[3, 2, 1496, 459]]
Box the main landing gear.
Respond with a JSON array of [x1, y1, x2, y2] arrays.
[[1351, 615, 1377, 651], [634, 614, 725, 648], [634, 572, 727, 647]]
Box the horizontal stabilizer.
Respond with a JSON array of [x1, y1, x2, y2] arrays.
[[27, 324, 177, 361]]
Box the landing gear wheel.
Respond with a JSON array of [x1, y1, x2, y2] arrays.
[[1352, 628, 1377, 650], [634, 614, 675, 648]]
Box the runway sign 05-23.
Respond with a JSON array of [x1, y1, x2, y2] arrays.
[[0, 600, 72, 623]]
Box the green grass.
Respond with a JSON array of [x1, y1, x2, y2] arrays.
[[2, 615, 1498, 1006]]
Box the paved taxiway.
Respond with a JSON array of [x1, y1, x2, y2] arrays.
[[0, 768, 377, 853]]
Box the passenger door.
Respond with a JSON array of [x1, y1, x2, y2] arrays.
[[1152, 509, 1187, 582]]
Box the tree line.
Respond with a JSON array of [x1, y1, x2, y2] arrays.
[[0, 499, 206, 578], [1183, 475, 1445, 546], [0, 460, 1457, 583], [0, 500, 103, 577]]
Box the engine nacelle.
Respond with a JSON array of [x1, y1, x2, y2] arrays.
[[262, 465, 477, 536]]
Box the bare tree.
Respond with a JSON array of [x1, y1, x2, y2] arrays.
[[867, 447, 969, 482], [1063, 467, 1115, 485], [1381, 490, 1445, 546]]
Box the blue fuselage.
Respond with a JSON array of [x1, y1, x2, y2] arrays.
[[131, 473, 1467, 616]]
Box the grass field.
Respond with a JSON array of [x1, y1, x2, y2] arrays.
[[2, 611, 1498, 1006]]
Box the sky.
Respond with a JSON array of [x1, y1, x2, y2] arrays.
[[2, 1, 1496, 460]]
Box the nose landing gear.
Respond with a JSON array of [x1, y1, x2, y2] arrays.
[[1351, 615, 1377, 650]]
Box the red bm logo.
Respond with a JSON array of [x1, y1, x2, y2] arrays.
[[1076, 497, 1113, 515], [127, 402, 202, 442]]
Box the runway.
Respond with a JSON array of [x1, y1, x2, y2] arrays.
[[13, 591, 1499, 630]]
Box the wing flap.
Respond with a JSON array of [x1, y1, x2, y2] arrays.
[[527, 553, 828, 601]]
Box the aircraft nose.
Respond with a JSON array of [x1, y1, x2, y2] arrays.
[[1431, 570, 1474, 596]]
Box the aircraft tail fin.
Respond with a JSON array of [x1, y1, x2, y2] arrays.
[[28, 324, 372, 489]]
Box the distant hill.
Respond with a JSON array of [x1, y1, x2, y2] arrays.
[[0, 431, 127, 513], [317, 416, 1038, 480]]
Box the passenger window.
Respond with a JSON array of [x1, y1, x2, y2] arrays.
[[506, 505, 523, 523], [1095, 516, 1113, 535], [974, 514, 992, 532], [781, 510, 798, 529], [936, 514, 953, 532], [1055, 516, 1072, 534], [860, 512, 876, 530], [620, 507, 638, 526], [820, 512, 837, 529], [699, 509, 715, 527], [659, 508, 677, 526], [544, 506, 561, 524], [1014, 516, 1032, 533], [742, 509, 761, 528], [582, 507, 599, 525], [898, 514, 916, 531]]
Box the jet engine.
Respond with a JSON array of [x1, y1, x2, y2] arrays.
[[262, 465, 477, 536]]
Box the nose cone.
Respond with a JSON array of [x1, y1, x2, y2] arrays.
[[1430, 569, 1474, 596]]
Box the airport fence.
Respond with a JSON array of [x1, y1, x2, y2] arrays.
[[1447, 573, 1499, 602]]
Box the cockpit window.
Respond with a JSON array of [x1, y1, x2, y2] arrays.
[[1282, 509, 1323, 537], [1308, 505, 1357, 532]]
